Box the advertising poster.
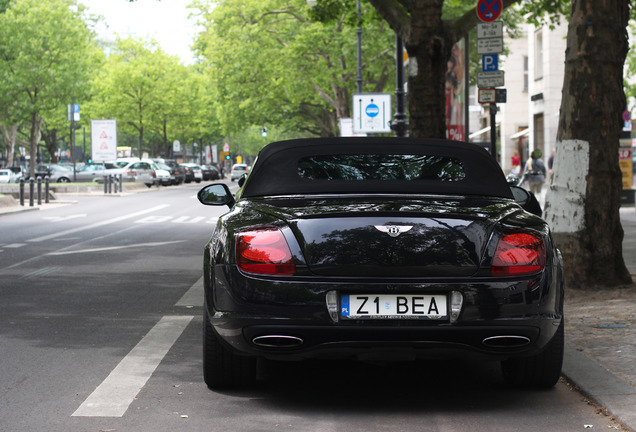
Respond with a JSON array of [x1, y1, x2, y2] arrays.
[[445, 39, 466, 141]]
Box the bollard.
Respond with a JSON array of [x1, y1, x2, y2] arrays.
[[108, 175, 112, 194], [114, 177, 119, 193], [103, 176, 108, 194], [37, 177, 42, 205], [19, 178, 25, 206], [119, 174, 123, 192], [45, 176, 50, 203], [29, 178, 35, 207]]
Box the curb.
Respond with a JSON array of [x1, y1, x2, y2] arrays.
[[563, 345, 636, 431]]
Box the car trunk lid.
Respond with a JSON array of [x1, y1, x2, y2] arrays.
[[251, 197, 516, 278]]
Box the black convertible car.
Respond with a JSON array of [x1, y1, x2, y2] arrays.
[[198, 137, 564, 390]]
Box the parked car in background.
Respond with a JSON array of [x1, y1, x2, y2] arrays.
[[0, 169, 12, 183], [0, 167, 24, 183], [97, 160, 157, 187], [200, 164, 220, 181], [74, 163, 110, 182], [230, 163, 249, 182], [5, 166, 25, 182], [153, 159, 185, 185], [34, 164, 73, 183], [180, 163, 203, 183], [154, 162, 175, 186]]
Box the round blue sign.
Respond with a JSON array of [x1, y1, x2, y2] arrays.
[[365, 103, 380, 118]]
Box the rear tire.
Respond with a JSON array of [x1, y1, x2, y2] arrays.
[[203, 305, 256, 390], [501, 319, 564, 388]]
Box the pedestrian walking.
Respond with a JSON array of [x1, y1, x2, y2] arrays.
[[522, 149, 546, 196]]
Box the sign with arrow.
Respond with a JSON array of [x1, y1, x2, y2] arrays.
[[352, 93, 392, 133], [476, 0, 502, 23]]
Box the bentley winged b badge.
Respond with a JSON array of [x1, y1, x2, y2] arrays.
[[374, 225, 413, 238]]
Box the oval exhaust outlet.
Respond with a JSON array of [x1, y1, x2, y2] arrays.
[[482, 335, 531, 348], [252, 335, 303, 348]]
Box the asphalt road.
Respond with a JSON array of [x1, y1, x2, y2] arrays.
[[0, 182, 625, 431]]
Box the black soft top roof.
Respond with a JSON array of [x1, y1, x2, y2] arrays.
[[241, 137, 513, 199]]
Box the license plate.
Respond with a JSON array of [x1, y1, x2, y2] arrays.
[[341, 294, 447, 319]]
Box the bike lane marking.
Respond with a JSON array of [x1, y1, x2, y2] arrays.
[[72, 315, 193, 417]]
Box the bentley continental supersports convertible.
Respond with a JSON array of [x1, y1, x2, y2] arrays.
[[198, 137, 564, 390]]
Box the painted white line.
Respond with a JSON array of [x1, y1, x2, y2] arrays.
[[72, 315, 193, 417], [47, 241, 185, 256], [3, 243, 26, 248], [28, 204, 170, 243], [42, 214, 87, 222], [175, 276, 204, 307]]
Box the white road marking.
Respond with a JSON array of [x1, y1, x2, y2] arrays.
[[27, 204, 170, 243], [3, 243, 26, 248], [72, 315, 193, 418], [47, 241, 185, 256], [20, 266, 63, 279], [42, 214, 87, 222], [175, 276, 204, 307]]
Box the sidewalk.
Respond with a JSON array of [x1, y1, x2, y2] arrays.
[[562, 206, 636, 431], [1, 192, 635, 430]]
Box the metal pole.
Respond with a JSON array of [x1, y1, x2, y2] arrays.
[[82, 127, 86, 163], [29, 178, 34, 207], [71, 97, 76, 181], [356, 0, 362, 94], [19, 178, 24, 206], [390, 35, 408, 137], [37, 177, 42, 205], [45, 176, 50, 203], [490, 103, 497, 158]]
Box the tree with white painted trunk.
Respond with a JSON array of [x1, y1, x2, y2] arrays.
[[543, 0, 633, 289]]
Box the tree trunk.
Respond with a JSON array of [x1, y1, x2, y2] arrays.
[[404, 5, 450, 139], [1, 124, 18, 167], [544, 0, 633, 289], [28, 114, 43, 177]]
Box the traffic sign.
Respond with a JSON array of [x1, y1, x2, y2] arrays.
[[477, 0, 502, 22], [478, 88, 497, 104], [482, 54, 498, 72], [477, 37, 503, 54], [477, 71, 505, 88], [477, 21, 503, 38], [352, 93, 392, 133]]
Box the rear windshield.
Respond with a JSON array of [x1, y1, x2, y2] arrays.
[[298, 154, 465, 182], [240, 138, 513, 199]]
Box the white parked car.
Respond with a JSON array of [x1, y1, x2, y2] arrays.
[[0, 169, 13, 183], [97, 160, 157, 187], [230, 163, 249, 182]]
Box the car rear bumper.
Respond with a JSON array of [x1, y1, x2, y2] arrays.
[[207, 312, 561, 362]]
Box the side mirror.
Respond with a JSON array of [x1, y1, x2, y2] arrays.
[[197, 183, 235, 208], [510, 185, 542, 217], [237, 173, 247, 187]]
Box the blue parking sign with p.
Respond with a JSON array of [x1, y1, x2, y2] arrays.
[[482, 54, 498, 72]]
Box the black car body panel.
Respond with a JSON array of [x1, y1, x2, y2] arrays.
[[199, 138, 565, 389]]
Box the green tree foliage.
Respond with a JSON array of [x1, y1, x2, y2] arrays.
[[89, 37, 181, 158], [0, 0, 98, 174], [192, 0, 394, 143]]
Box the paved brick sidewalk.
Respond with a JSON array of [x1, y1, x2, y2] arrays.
[[562, 207, 636, 431]]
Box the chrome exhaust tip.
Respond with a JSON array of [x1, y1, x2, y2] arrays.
[[252, 335, 303, 348], [482, 335, 531, 348]]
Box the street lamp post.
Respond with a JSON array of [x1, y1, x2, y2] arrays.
[[390, 35, 409, 137]]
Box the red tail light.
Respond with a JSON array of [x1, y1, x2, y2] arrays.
[[491, 232, 545, 276], [236, 227, 295, 275]]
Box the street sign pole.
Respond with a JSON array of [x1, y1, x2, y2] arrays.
[[490, 103, 497, 158], [70, 97, 76, 181]]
